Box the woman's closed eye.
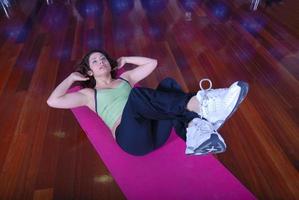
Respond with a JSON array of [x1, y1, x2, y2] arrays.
[[93, 57, 105, 63]]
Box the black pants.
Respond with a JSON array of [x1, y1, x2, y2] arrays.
[[115, 78, 199, 156]]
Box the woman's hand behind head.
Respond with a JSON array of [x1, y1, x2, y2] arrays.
[[70, 72, 90, 82], [116, 57, 127, 69]]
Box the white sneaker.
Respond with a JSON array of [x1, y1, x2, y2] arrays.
[[196, 79, 249, 130], [185, 118, 226, 155]]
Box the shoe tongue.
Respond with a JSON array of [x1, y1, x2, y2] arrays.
[[196, 90, 205, 103]]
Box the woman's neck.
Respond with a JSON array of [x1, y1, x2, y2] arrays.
[[95, 75, 114, 87]]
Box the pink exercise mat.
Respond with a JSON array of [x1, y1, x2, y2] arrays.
[[69, 86, 256, 200]]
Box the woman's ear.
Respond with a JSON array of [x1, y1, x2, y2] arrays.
[[87, 70, 94, 76]]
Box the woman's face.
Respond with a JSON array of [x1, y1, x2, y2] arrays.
[[88, 52, 111, 76]]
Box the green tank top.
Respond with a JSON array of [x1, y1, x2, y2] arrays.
[[94, 78, 132, 129]]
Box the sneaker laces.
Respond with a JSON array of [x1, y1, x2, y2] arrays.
[[198, 79, 227, 118], [198, 79, 214, 118]]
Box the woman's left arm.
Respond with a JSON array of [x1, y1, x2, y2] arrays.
[[117, 56, 157, 85]]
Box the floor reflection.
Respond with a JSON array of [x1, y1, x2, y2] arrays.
[[0, 0, 297, 77]]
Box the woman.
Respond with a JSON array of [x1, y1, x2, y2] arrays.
[[47, 49, 248, 156]]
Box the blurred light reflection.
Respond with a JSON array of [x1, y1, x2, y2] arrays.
[[108, 0, 134, 16], [141, 0, 168, 14]]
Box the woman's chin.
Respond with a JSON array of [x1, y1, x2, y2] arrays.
[[95, 72, 111, 78]]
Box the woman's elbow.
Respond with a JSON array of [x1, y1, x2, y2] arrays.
[[46, 98, 55, 108], [47, 97, 60, 108]]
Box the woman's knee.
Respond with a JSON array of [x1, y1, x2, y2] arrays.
[[158, 77, 182, 91], [160, 77, 176, 85]]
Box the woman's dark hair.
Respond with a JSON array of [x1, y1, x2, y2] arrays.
[[75, 49, 118, 88]]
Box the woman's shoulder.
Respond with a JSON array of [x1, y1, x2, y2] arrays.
[[78, 87, 95, 98], [119, 71, 134, 86]]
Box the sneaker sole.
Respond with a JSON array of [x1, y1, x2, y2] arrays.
[[215, 81, 249, 130], [193, 133, 227, 155]]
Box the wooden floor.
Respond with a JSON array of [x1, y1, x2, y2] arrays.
[[0, 0, 298, 199]]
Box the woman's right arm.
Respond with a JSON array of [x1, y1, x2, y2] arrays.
[[47, 72, 90, 109]]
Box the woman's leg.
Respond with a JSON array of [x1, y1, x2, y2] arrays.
[[115, 78, 199, 156], [186, 96, 201, 113], [154, 78, 199, 140], [130, 82, 197, 121], [115, 102, 161, 156]]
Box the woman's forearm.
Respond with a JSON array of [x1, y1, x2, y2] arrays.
[[119, 56, 157, 84], [124, 56, 156, 66]]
